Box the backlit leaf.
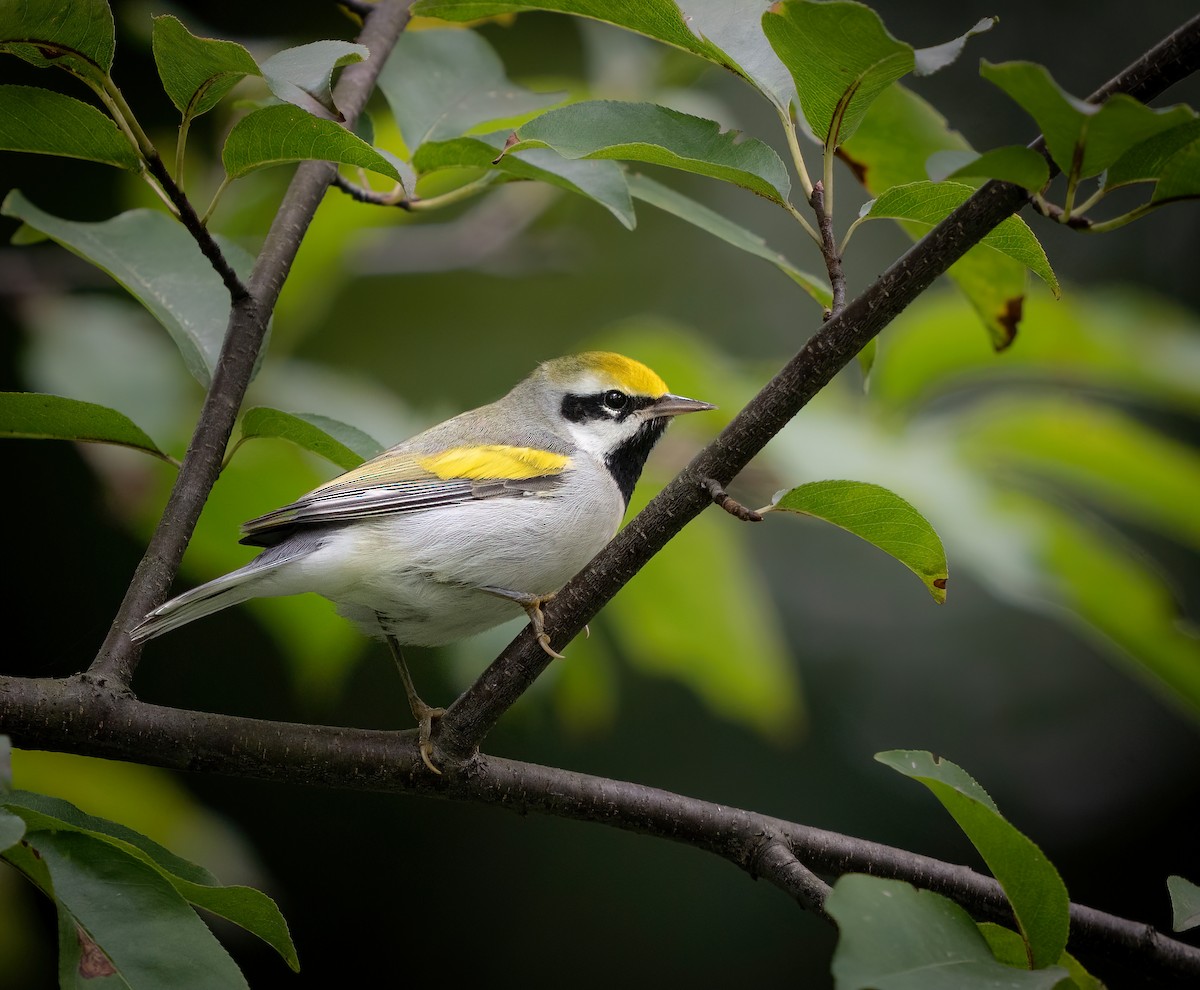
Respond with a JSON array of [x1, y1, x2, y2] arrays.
[[926, 146, 1050, 192], [378, 28, 561, 151], [767, 480, 948, 603], [981, 60, 1196, 180], [877, 750, 1070, 968], [152, 15, 261, 121], [509, 101, 790, 203], [2, 191, 257, 386], [413, 131, 636, 228], [1104, 119, 1200, 190], [858, 181, 1059, 296], [827, 874, 1068, 989], [239, 407, 382, 470], [1167, 876, 1200, 932], [260, 40, 368, 120], [0, 85, 139, 169], [0, 392, 169, 461], [222, 103, 402, 180], [627, 172, 830, 305], [977, 924, 1103, 989], [0, 0, 114, 81], [763, 1, 991, 149]]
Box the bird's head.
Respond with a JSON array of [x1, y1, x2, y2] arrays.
[[529, 351, 715, 505]]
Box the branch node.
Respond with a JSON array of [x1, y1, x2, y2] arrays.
[[703, 477, 763, 522], [331, 172, 411, 208], [809, 181, 847, 318]]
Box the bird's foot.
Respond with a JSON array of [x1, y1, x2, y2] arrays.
[[478, 586, 566, 659], [412, 699, 447, 776]]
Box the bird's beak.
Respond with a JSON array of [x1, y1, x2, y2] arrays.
[[650, 393, 717, 417]]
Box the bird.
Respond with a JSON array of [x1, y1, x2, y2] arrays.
[[132, 351, 715, 770]]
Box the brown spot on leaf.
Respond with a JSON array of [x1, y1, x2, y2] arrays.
[[76, 925, 116, 979], [933, 578, 948, 590], [835, 147, 868, 186], [491, 132, 520, 165], [993, 296, 1023, 351]]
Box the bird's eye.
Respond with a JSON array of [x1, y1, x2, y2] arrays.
[[603, 389, 629, 411]]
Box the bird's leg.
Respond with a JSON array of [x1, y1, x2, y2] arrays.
[[377, 616, 444, 774], [477, 586, 566, 659]]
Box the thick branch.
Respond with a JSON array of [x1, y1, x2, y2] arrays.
[[86, 0, 415, 687], [1, 673, 1197, 981], [432, 13, 1200, 765]]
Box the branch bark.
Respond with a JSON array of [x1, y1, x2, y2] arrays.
[[86, 0, 416, 688], [1, 673, 1197, 980]]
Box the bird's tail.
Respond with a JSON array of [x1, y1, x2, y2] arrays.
[[130, 539, 318, 642]]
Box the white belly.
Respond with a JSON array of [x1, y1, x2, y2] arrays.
[[269, 475, 624, 646]]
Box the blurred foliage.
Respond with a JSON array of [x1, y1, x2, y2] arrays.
[[2, 0, 1199, 986]]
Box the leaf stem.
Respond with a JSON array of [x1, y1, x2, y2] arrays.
[[1084, 200, 1165, 232], [779, 106, 815, 200], [822, 147, 835, 219], [201, 175, 233, 226], [175, 116, 193, 192], [785, 201, 822, 244], [405, 173, 500, 211]]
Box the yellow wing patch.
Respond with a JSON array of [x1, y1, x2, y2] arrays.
[[416, 445, 570, 480]]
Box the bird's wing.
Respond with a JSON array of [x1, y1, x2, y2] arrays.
[[239, 444, 572, 546]]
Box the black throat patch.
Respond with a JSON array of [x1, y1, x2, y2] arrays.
[[605, 418, 669, 507]]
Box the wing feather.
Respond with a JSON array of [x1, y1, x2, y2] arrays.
[[240, 445, 572, 546]]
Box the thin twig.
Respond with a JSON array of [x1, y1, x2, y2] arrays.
[[703, 477, 763, 522], [86, 0, 417, 687], [331, 173, 410, 207], [809, 181, 846, 319]]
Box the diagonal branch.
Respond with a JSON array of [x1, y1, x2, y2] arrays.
[[1, 673, 1197, 981], [432, 12, 1200, 765], [86, 0, 416, 688]]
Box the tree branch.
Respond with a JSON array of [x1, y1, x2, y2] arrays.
[[1, 672, 1197, 980], [86, 0, 416, 688], [431, 12, 1200, 766]]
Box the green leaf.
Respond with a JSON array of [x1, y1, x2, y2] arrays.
[[827, 874, 1069, 989], [0, 392, 169, 461], [859, 181, 1059, 296], [926, 147, 1050, 193], [762, 1, 992, 149], [958, 397, 1200, 553], [410, 0, 737, 81], [508, 101, 790, 202], [977, 923, 1103, 989], [260, 40, 368, 121], [26, 830, 250, 989], [1, 191, 257, 387], [767, 480, 948, 604], [0, 806, 24, 852], [240, 407, 382, 470], [4, 791, 298, 970], [151, 15, 261, 121], [0, 85, 139, 169], [981, 60, 1196, 180], [223, 103, 401, 181], [0, 0, 115, 81], [839, 85, 1031, 351], [1167, 876, 1200, 932], [1153, 134, 1200, 204], [378, 29, 561, 151], [877, 751, 1070, 968], [1105, 119, 1200, 191], [626, 172, 831, 306], [413, 131, 636, 229]]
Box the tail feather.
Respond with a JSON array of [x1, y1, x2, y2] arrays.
[[130, 536, 323, 642]]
